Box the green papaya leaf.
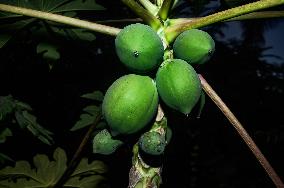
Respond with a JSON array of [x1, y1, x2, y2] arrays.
[[14, 100, 32, 111], [81, 91, 104, 101], [0, 0, 70, 12], [14, 110, 54, 145], [71, 113, 97, 131], [14, 111, 27, 129], [0, 147, 66, 187], [0, 128, 12, 144], [0, 19, 35, 48], [71, 158, 107, 177], [37, 42, 60, 61], [0, 0, 104, 15], [0, 0, 104, 48], [65, 175, 107, 188], [0, 95, 15, 121], [0, 147, 107, 188], [65, 154, 107, 188], [83, 105, 100, 116], [53, 0, 105, 13], [93, 129, 123, 155], [197, 90, 206, 118]]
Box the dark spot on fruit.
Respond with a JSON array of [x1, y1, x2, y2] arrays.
[[133, 51, 139, 58]]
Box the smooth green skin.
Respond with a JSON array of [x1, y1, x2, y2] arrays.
[[156, 59, 202, 115], [173, 29, 215, 65], [139, 131, 166, 155], [93, 129, 123, 155], [115, 23, 164, 73], [102, 74, 159, 135]]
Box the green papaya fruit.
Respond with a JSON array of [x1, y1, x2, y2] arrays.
[[156, 59, 201, 115], [93, 129, 123, 155], [173, 29, 215, 64], [102, 74, 159, 135], [139, 131, 166, 155], [115, 23, 164, 73]]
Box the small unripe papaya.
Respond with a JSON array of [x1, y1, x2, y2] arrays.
[[93, 129, 123, 155], [173, 29, 215, 64], [139, 131, 166, 155], [156, 59, 201, 115], [102, 74, 159, 135], [115, 23, 164, 73]]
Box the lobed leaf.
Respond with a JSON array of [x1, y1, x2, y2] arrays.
[[72, 158, 107, 177], [0, 148, 107, 187], [81, 91, 104, 101], [83, 105, 100, 116], [0, 128, 12, 144], [15, 110, 54, 145], [37, 42, 60, 61]]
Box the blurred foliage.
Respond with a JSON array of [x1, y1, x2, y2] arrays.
[[0, 95, 53, 145], [0, 0, 283, 187], [0, 147, 108, 188]]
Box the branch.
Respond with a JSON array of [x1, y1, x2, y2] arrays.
[[225, 10, 284, 21], [54, 112, 102, 188], [165, 0, 284, 42], [0, 3, 121, 36], [169, 11, 284, 25], [198, 74, 284, 188], [121, 0, 162, 30]]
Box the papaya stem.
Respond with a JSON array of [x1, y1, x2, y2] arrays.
[[121, 0, 162, 30], [169, 10, 284, 25], [0, 3, 121, 36], [54, 111, 102, 188], [165, 0, 284, 42], [199, 74, 284, 188], [128, 105, 166, 188], [225, 10, 284, 21], [158, 0, 174, 20], [138, 0, 159, 15]]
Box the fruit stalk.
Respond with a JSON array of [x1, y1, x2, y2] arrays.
[[0, 3, 121, 36], [199, 74, 284, 188], [165, 0, 284, 42], [121, 0, 162, 30], [158, 0, 175, 20], [138, 0, 159, 15]]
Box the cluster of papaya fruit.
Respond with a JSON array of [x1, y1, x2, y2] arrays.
[[95, 23, 215, 155]]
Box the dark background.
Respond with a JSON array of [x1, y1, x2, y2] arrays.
[[0, 0, 283, 187]]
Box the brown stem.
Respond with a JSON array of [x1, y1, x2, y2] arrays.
[[198, 74, 284, 188], [53, 112, 102, 188]]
